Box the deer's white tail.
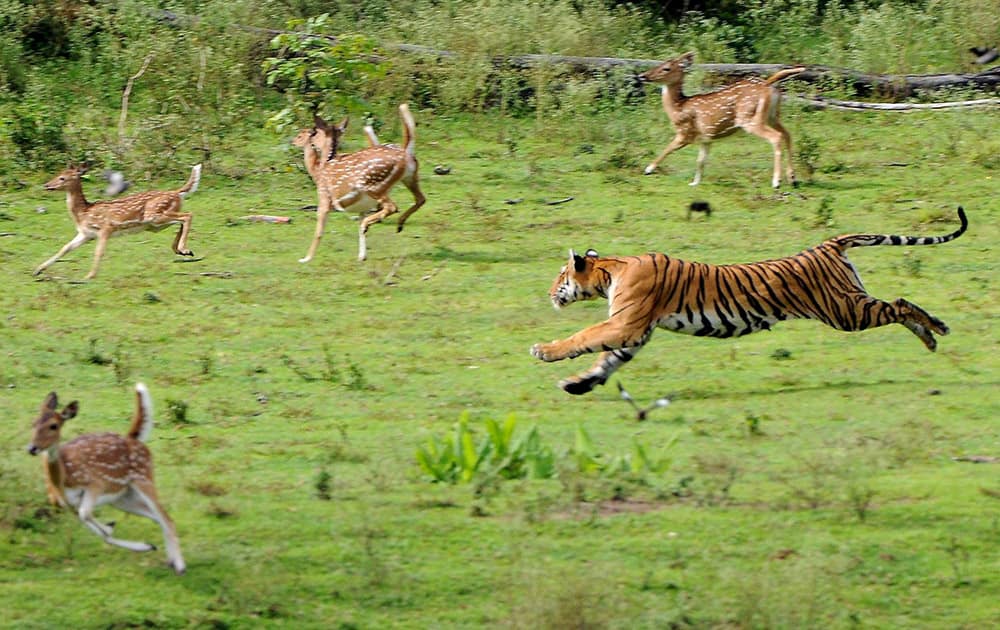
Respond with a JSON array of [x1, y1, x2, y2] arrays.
[[178, 164, 202, 198], [398, 104, 416, 157], [764, 67, 806, 86], [128, 383, 154, 442]]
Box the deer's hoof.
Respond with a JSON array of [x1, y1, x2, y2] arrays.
[[298, 257, 311, 264], [643, 165, 656, 175]]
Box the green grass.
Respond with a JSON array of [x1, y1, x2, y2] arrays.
[[1, 100, 998, 628]]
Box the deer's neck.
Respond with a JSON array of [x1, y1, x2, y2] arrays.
[[64, 180, 91, 219], [303, 145, 321, 180], [660, 84, 688, 121], [44, 445, 64, 488]]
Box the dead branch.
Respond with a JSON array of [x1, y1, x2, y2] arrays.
[[792, 95, 1000, 110], [118, 55, 154, 143]]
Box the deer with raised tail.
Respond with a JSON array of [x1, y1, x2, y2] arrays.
[[640, 52, 804, 188], [293, 103, 425, 262], [26, 383, 186, 575], [34, 163, 201, 280]]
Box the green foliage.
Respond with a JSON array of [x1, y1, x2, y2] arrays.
[[262, 14, 386, 131], [417, 415, 673, 484]]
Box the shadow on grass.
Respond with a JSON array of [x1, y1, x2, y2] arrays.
[[414, 246, 509, 263], [669, 377, 983, 401]]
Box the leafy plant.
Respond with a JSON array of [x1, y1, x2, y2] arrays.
[[262, 14, 386, 131]]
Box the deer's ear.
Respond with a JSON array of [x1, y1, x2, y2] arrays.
[[61, 401, 78, 420], [680, 51, 696, 68], [42, 392, 58, 411], [336, 116, 349, 132], [313, 115, 329, 130]]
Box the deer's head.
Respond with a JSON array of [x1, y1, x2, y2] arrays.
[[27, 392, 78, 456], [312, 115, 349, 162], [292, 127, 317, 149], [640, 52, 695, 86], [43, 165, 88, 191]]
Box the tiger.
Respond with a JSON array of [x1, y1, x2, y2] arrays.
[[530, 207, 968, 395]]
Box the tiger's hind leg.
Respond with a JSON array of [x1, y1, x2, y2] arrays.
[[559, 347, 643, 395], [840, 294, 949, 351]]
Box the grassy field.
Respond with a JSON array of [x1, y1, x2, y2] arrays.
[[0, 98, 998, 628]]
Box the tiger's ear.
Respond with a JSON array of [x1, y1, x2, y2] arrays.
[[570, 249, 588, 273], [585, 249, 598, 258]]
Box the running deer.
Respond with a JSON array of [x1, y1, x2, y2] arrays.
[[26, 383, 185, 575], [293, 103, 424, 262], [640, 52, 804, 188], [34, 163, 201, 280]]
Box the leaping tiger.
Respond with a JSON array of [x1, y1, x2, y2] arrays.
[[530, 207, 968, 395]]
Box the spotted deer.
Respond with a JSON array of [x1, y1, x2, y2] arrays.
[[26, 383, 185, 575], [34, 163, 201, 280], [294, 103, 424, 262], [640, 52, 804, 188]]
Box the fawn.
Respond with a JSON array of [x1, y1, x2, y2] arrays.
[[35, 163, 201, 280], [293, 103, 424, 262], [26, 383, 185, 575], [640, 52, 804, 188]]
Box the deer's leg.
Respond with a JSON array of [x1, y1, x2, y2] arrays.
[[358, 196, 398, 262], [33, 231, 91, 276], [772, 119, 797, 187], [84, 230, 112, 280], [558, 346, 645, 396], [832, 293, 949, 351], [644, 135, 690, 175], [530, 319, 653, 362], [299, 195, 333, 264], [691, 142, 710, 186], [77, 490, 156, 552], [395, 174, 426, 233], [170, 214, 194, 257], [118, 483, 185, 575], [744, 122, 786, 188]]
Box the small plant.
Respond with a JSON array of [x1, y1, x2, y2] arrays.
[[198, 353, 214, 377], [943, 536, 971, 586], [83, 338, 112, 366], [814, 196, 835, 228], [797, 133, 821, 181], [315, 468, 332, 500], [111, 344, 132, 386], [322, 344, 340, 383], [344, 356, 367, 391], [770, 348, 792, 360], [166, 399, 191, 425], [900, 251, 923, 277], [745, 413, 764, 436], [281, 354, 317, 382]]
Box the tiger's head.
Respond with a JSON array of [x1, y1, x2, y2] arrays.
[[549, 249, 605, 309]]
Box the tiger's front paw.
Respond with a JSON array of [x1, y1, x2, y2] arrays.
[[530, 343, 562, 362]]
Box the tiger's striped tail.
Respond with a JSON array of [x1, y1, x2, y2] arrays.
[[835, 207, 967, 249]]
